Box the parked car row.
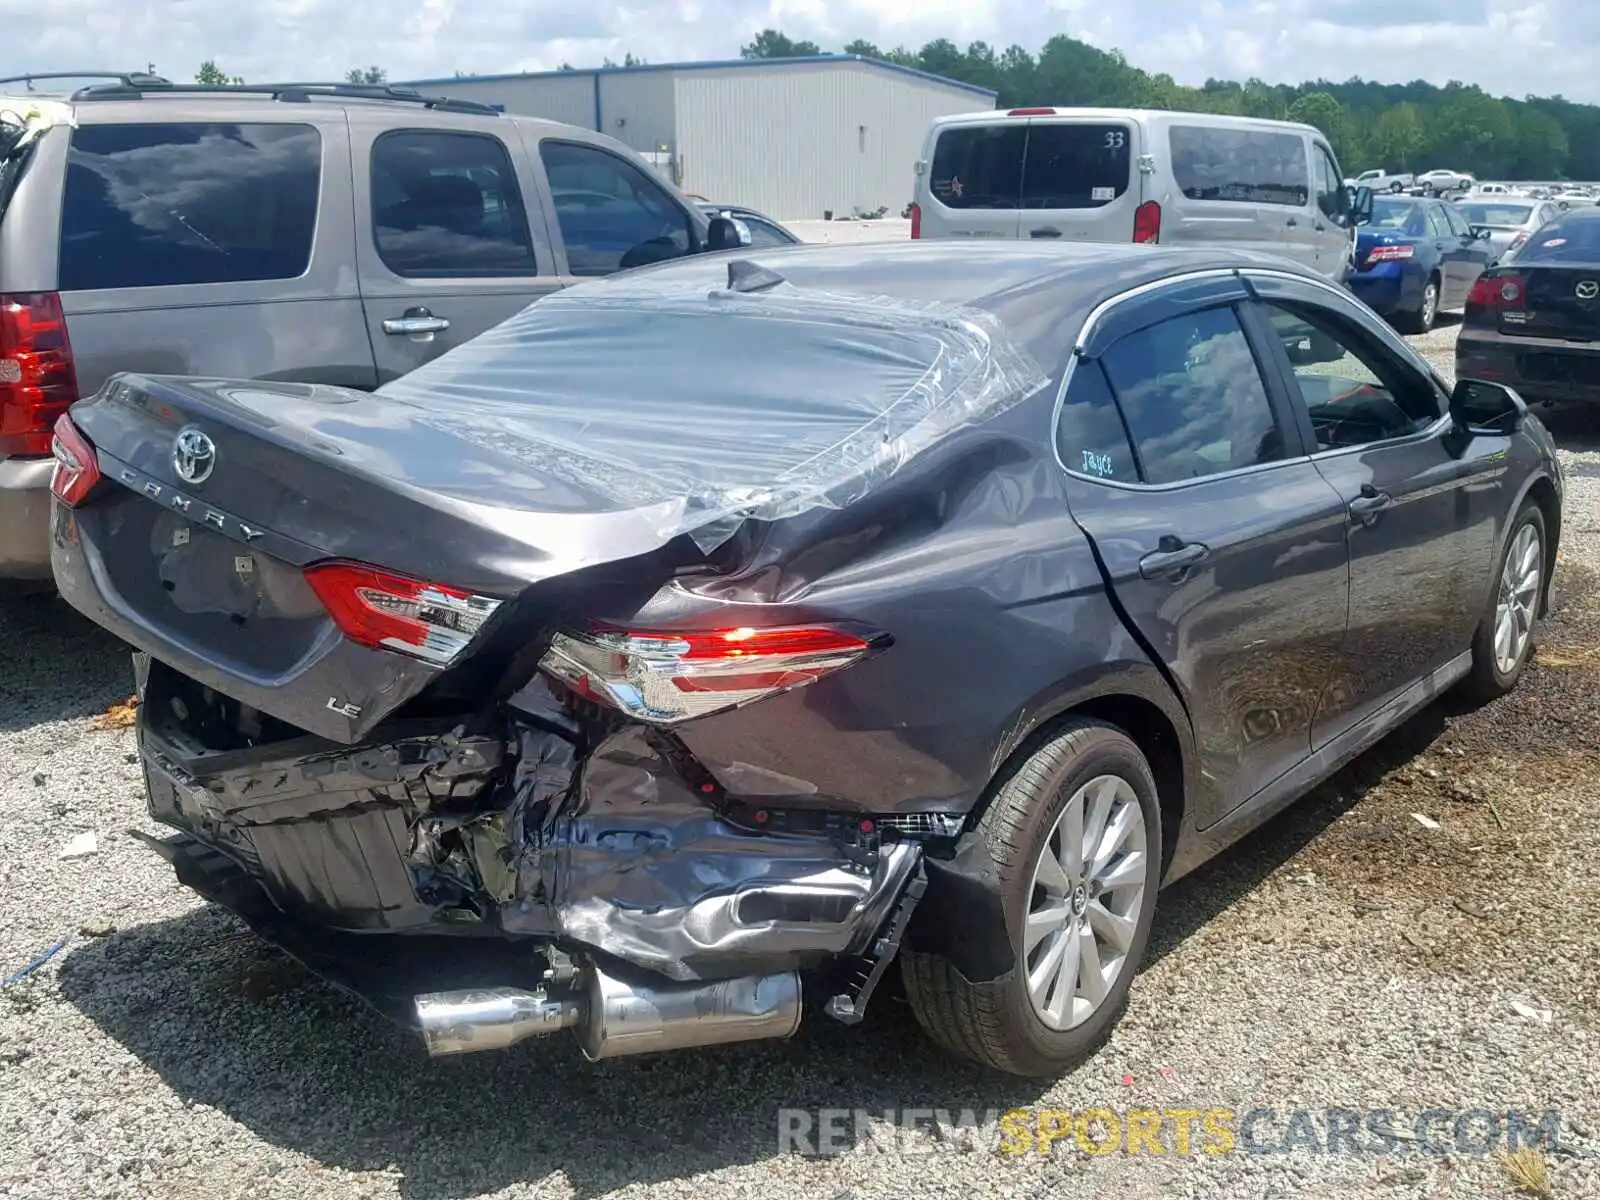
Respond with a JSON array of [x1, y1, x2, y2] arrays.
[[2, 80, 1573, 1081]]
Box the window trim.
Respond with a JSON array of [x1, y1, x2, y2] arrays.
[[1051, 290, 1308, 491], [537, 136, 701, 275], [368, 127, 540, 280]]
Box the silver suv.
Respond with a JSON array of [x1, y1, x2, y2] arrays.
[[0, 72, 742, 584]]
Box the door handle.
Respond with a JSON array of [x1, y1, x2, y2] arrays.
[[1315, 222, 1327, 232], [383, 308, 451, 339], [1348, 483, 1394, 526], [1138, 535, 1210, 581], [1030, 227, 1062, 238], [1286, 217, 1300, 228]]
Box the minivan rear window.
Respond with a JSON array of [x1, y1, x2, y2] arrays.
[[930, 122, 1130, 210], [59, 123, 321, 291], [1169, 125, 1308, 208]]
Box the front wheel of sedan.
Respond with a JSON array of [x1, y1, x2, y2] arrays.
[[902, 719, 1161, 1077], [1462, 500, 1547, 702]]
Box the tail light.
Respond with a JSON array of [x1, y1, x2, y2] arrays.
[[1133, 201, 1160, 244], [1507, 231, 1529, 255], [909, 202, 921, 239], [539, 624, 883, 725], [1466, 273, 1526, 311], [1007, 107, 1057, 117], [1, 292, 80, 457], [1365, 244, 1415, 264], [304, 561, 501, 665], [49, 413, 101, 507]]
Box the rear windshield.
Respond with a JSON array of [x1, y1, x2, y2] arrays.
[[1457, 202, 1533, 227], [1369, 198, 1425, 234], [929, 122, 1130, 210], [59, 122, 321, 291], [1514, 217, 1600, 263], [1169, 125, 1309, 207]]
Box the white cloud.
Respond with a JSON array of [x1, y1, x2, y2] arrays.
[[0, 0, 1596, 102]]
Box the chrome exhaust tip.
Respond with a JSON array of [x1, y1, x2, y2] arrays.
[[414, 967, 802, 1059]]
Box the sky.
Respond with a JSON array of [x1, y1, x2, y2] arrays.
[[3, 0, 1597, 104]]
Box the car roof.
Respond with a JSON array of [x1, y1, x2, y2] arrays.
[[576, 240, 1326, 361]]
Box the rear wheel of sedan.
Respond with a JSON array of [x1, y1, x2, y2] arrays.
[[1462, 500, 1546, 702], [1398, 275, 1440, 334], [902, 718, 1161, 1077]]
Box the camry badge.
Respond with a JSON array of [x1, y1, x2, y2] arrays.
[[172, 427, 217, 485], [1576, 280, 1599, 300]]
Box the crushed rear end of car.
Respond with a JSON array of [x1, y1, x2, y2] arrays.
[[50, 262, 1051, 1059]]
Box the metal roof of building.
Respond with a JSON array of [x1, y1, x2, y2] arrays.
[[399, 54, 998, 100]]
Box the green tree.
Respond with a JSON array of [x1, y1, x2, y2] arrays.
[[346, 66, 386, 85], [195, 60, 243, 85], [740, 30, 821, 58], [843, 39, 880, 58]]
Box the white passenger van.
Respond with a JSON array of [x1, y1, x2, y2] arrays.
[[911, 107, 1372, 284]]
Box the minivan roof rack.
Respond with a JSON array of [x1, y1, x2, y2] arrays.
[[0, 71, 171, 93], [66, 78, 501, 116]]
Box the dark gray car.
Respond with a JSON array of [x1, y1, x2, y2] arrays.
[[50, 241, 1561, 1077], [0, 73, 740, 583]]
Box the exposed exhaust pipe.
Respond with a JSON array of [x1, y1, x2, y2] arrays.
[[415, 965, 802, 1059]]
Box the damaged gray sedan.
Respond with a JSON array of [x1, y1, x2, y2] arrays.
[[49, 242, 1561, 1077]]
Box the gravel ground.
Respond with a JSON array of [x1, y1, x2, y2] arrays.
[[2, 320, 1598, 1200]]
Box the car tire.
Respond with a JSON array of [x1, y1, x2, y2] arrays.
[[902, 718, 1162, 1078], [1461, 500, 1547, 703], [1397, 275, 1440, 334], [1390, 181, 1404, 193]]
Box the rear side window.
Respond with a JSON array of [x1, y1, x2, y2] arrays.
[[1516, 217, 1600, 262], [928, 124, 1025, 209], [370, 131, 537, 277], [1020, 124, 1131, 208], [1100, 306, 1286, 485], [1168, 125, 1309, 208], [1056, 359, 1138, 482], [59, 123, 321, 291]]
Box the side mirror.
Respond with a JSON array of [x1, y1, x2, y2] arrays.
[[1474, 226, 1493, 240], [1450, 378, 1528, 436], [705, 216, 747, 252], [1348, 185, 1374, 226]]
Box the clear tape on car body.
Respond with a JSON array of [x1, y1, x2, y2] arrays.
[[375, 268, 1051, 553]]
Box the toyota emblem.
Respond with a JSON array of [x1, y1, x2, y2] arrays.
[[172, 427, 217, 485], [1576, 280, 1599, 300]]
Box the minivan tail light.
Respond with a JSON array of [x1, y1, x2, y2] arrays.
[[49, 413, 101, 507], [1133, 201, 1161, 244], [909, 202, 921, 239], [303, 561, 502, 665], [0, 292, 80, 457], [539, 624, 882, 725]]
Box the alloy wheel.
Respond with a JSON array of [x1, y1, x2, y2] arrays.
[[1023, 774, 1148, 1031], [1421, 281, 1439, 328], [1494, 522, 1542, 676]]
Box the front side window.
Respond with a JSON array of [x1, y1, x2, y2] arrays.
[[1168, 125, 1309, 207], [1313, 144, 1345, 220], [1263, 301, 1442, 449], [739, 216, 796, 247], [370, 130, 537, 277], [59, 122, 321, 291], [1099, 306, 1286, 485], [540, 140, 693, 276]]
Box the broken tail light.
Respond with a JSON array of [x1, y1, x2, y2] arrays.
[[304, 561, 502, 665], [50, 412, 101, 507], [539, 624, 883, 724]]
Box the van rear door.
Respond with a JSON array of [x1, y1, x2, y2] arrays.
[[921, 121, 1026, 239], [1015, 116, 1141, 243]]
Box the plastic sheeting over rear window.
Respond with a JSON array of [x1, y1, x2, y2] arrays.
[[376, 270, 1050, 550]]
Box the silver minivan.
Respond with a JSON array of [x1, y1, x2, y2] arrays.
[[911, 107, 1370, 284]]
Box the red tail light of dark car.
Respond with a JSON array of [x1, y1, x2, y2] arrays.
[[49, 412, 101, 507]]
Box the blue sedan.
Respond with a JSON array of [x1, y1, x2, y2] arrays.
[[1349, 197, 1496, 333]]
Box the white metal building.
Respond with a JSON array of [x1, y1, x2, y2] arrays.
[[398, 55, 997, 221]]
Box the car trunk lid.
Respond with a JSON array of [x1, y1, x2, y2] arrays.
[[1503, 264, 1600, 340]]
